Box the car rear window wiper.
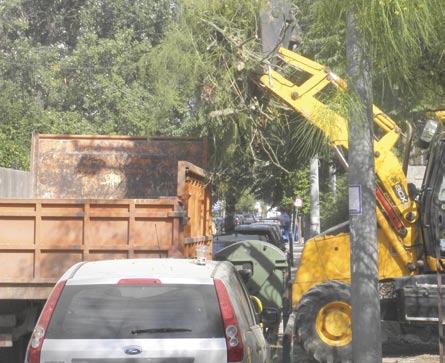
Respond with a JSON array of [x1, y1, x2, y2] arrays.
[[130, 328, 192, 335]]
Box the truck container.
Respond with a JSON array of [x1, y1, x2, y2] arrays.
[[0, 134, 212, 360]]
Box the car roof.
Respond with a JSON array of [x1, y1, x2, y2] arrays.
[[257, 218, 280, 224], [235, 223, 276, 232], [215, 234, 267, 242], [236, 223, 284, 243], [63, 258, 230, 286]]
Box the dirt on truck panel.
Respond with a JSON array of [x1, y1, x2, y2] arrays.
[[32, 134, 208, 199]]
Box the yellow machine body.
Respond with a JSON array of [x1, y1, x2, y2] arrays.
[[260, 48, 429, 308]]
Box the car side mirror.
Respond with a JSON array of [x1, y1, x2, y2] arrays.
[[261, 307, 280, 327]]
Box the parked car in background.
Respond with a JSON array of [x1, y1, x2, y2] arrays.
[[26, 258, 271, 363], [213, 223, 286, 255], [257, 218, 281, 225], [241, 214, 257, 224], [236, 224, 285, 250], [258, 217, 291, 242]]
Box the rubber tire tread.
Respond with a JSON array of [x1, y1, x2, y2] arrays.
[[295, 280, 352, 363]]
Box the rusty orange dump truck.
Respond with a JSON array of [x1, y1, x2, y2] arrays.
[[0, 134, 212, 360]]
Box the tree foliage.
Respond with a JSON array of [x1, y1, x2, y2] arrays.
[[0, 0, 175, 168], [294, 0, 444, 115], [0, 0, 442, 230], [235, 190, 257, 213]]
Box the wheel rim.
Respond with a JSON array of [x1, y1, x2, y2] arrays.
[[315, 301, 352, 347]]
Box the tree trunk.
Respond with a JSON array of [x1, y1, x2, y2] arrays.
[[259, 0, 293, 54], [224, 187, 237, 234], [346, 7, 382, 363], [309, 156, 320, 237]]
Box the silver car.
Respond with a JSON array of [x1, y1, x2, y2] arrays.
[[25, 258, 270, 363]]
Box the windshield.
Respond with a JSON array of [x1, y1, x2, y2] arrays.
[[46, 284, 224, 339]]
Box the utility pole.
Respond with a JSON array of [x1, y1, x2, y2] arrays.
[[293, 197, 303, 244], [329, 163, 337, 203], [309, 156, 320, 237], [346, 6, 382, 363]]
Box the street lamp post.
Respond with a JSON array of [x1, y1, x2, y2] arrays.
[[292, 198, 303, 266]]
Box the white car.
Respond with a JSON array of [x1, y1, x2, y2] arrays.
[[25, 258, 270, 363]]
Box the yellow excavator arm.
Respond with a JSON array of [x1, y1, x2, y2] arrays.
[[259, 48, 423, 292], [260, 48, 400, 144]]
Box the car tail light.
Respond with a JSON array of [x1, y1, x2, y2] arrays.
[[118, 278, 161, 285], [27, 280, 66, 363], [214, 279, 244, 362]]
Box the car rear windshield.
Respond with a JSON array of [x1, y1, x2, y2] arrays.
[[46, 284, 224, 339]]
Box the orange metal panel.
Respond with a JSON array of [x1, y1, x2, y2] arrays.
[[0, 218, 35, 245], [0, 286, 53, 300], [0, 252, 34, 280], [87, 252, 129, 261], [135, 204, 174, 212], [32, 134, 207, 199], [40, 218, 83, 247], [177, 161, 213, 258], [0, 144, 212, 299], [38, 251, 83, 279], [133, 219, 173, 249], [0, 203, 35, 213], [89, 203, 130, 214], [0, 195, 201, 289], [89, 218, 128, 246]]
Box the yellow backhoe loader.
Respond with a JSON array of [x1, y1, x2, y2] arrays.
[[260, 47, 445, 362]]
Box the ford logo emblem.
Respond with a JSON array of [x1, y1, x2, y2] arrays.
[[124, 345, 142, 355]]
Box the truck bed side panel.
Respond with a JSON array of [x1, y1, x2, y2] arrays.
[[0, 198, 181, 298]]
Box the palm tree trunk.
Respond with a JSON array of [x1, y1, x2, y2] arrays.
[[346, 6, 382, 363]]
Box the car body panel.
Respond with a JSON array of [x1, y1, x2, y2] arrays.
[[68, 259, 218, 283], [213, 262, 269, 363], [41, 338, 226, 363], [30, 259, 269, 363]]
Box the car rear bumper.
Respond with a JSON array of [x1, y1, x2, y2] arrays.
[[41, 338, 227, 363]]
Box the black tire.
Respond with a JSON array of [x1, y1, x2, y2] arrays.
[[295, 281, 352, 363]]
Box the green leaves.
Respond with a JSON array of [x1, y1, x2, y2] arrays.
[[364, 0, 442, 86], [293, 0, 444, 114], [0, 0, 176, 170], [1, 0, 441, 232], [79, 0, 175, 44], [0, 80, 42, 169]]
